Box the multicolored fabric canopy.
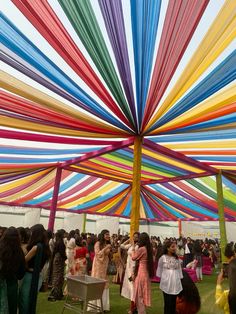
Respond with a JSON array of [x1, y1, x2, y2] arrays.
[[0, 0, 236, 222]]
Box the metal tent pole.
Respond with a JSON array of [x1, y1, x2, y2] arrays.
[[48, 167, 62, 231]]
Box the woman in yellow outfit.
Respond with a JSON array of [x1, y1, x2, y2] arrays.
[[215, 258, 236, 314]]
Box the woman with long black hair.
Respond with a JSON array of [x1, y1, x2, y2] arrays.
[[48, 229, 67, 301], [157, 240, 183, 314], [216, 258, 236, 314], [176, 270, 201, 314], [18, 224, 50, 314], [0, 227, 25, 314], [131, 232, 153, 314]]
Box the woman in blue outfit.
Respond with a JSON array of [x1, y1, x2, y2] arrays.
[[19, 224, 50, 314]]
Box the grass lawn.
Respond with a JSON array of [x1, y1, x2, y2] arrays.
[[37, 273, 223, 314]]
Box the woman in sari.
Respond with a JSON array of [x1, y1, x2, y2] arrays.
[[48, 229, 67, 301]]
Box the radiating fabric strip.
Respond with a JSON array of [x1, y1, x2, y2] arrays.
[[144, 186, 212, 219], [25, 172, 85, 206], [149, 51, 236, 132], [0, 14, 132, 132], [11, 0, 133, 129], [64, 182, 126, 209], [187, 179, 236, 211], [150, 84, 236, 134], [40, 177, 106, 207], [172, 181, 223, 210], [99, 0, 137, 127], [145, 0, 236, 131], [130, 0, 161, 126], [171, 113, 236, 134], [0, 72, 129, 137], [57, 179, 108, 207], [0, 144, 99, 156], [0, 129, 127, 145], [8, 170, 67, 204], [143, 0, 209, 129], [157, 103, 236, 134], [0, 168, 50, 193], [58, 0, 135, 128], [17, 171, 70, 204], [149, 130, 236, 143], [0, 90, 120, 135], [0, 169, 48, 185], [162, 182, 219, 213], [201, 177, 236, 204]]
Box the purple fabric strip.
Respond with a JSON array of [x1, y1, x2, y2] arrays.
[[143, 139, 218, 174], [1, 51, 127, 131], [142, 192, 168, 220], [97, 156, 165, 179], [41, 176, 100, 207], [0, 168, 47, 185], [124, 147, 188, 175], [99, 0, 137, 127], [162, 182, 218, 214], [0, 169, 51, 198]]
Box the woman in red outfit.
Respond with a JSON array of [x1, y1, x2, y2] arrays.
[[74, 236, 89, 275]]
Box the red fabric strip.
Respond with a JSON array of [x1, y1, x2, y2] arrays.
[[142, 0, 209, 129], [12, 0, 132, 128], [0, 129, 128, 145]]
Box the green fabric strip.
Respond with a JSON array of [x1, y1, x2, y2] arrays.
[[58, 0, 135, 127]]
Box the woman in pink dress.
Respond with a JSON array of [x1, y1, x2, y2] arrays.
[[90, 229, 111, 312], [131, 232, 154, 314]]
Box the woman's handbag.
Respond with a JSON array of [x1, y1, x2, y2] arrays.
[[107, 260, 117, 276]]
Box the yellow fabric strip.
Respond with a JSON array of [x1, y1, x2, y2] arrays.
[[97, 190, 128, 213], [162, 200, 192, 219], [145, 0, 236, 131], [209, 165, 236, 170], [0, 169, 50, 193], [89, 157, 173, 179], [64, 181, 120, 208], [72, 165, 132, 182], [140, 200, 146, 219], [142, 148, 203, 173], [0, 114, 105, 137], [0, 71, 126, 136], [152, 84, 236, 133], [88, 159, 133, 175], [1, 169, 56, 202], [163, 141, 236, 150]]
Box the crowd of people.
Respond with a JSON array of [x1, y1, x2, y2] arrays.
[[0, 224, 235, 314]]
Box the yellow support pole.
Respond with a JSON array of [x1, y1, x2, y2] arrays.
[[130, 136, 142, 236], [216, 171, 227, 263]]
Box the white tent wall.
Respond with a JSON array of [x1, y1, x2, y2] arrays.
[[96, 216, 120, 234], [182, 221, 236, 242], [0, 206, 235, 242]]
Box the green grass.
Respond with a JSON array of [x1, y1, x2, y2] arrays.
[[37, 273, 223, 313]]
